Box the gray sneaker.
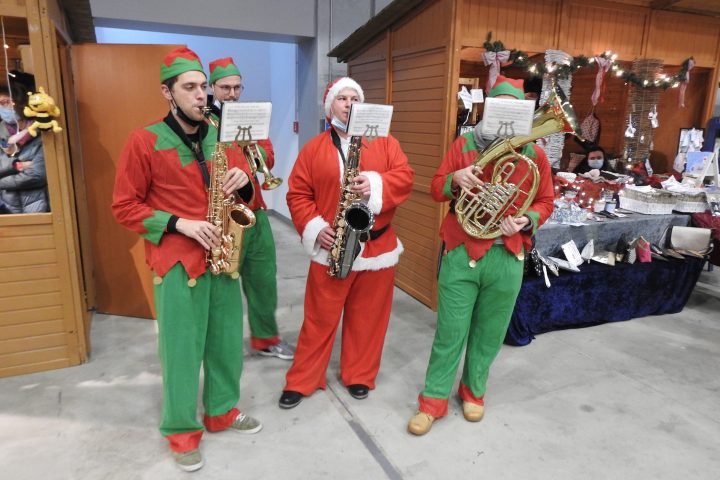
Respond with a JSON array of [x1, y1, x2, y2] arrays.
[[172, 449, 204, 472], [258, 340, 295, 360], [229, 412, 263, 434]]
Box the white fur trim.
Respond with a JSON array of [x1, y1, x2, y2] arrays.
[[324, 77, 365, 119], [301, 216, 330, 257], [310, 238, 404, 271], [360, 171, 383, 215]]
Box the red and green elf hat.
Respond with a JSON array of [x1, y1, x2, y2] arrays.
[[160, 47, 205, 83], [489, 75, 525, 100], [209, 57, 242, 84]]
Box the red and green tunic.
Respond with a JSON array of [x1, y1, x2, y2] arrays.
[[112, 118, 248, 279]]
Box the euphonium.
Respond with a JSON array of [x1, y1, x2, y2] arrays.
[[203, 108, 256, 278], [244, 143, 283, 190], [327, 135, 375, 279], [455, 85, 581, 239]]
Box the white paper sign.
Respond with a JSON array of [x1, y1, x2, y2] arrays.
[[470, 88, 484, 103], [346, 103, 393, 138], [561, 240, 584, 267], [220, 102, 272, 143], [457, 86, 473, 110], [481, 97, 535, 137]]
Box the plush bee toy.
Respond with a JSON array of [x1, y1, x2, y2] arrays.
[[23, 87, 63, 137]]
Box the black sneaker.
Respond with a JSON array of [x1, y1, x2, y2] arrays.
[[279, 390, 303, 409], [347, 384, 369, 399]]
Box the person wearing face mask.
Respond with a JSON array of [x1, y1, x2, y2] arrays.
[[574, 146, 613, 175], [278, 77, 414, 409], [112, 47, 261, 472], [407, 76, 555, 436], [206, 57, 295, 361], [0, 78, 49, 214]]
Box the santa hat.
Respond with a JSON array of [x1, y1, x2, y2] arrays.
[[323, 77, 364, 120], [160, 47, 205, 83], [209, 57, 242, 84], [489, 75, 525, 100]]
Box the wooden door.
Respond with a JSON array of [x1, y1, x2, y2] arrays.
[[71, 44, 181, 319]]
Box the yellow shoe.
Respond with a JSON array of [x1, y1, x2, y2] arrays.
[[407, 411, 435, 436], [462, 401, 485, 422]]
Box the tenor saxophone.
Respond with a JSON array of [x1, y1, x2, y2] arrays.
[[203, 109, 256, 278], [327, 135, 375, 279]]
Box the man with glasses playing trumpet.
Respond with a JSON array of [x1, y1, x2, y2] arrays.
[[207, 57, 295, 360]]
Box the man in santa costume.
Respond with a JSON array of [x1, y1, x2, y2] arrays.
[[279, 77, 414, 408], [408, 76, 555, 435], [112, 47, 262, 472], [207, 56, 295, 361]]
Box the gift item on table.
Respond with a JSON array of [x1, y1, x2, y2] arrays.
[[618, 185, 677, 214], [550, 199, 588, 224], [635, 236, 652, 263], [591, 250, 616, 266], [547, 256, 581, 272], [581, 239, 594, 263]]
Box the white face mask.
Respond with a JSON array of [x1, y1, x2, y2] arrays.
[[330, 116, 347, 133], [588, 159, 604, 169]]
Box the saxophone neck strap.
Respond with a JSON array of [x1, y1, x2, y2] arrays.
[[164, 111, 210, 188], [330, 127, 347, 165]]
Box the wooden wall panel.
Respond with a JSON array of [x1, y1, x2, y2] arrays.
[[392, 0, 452, 55], [349, 59, 387, 104], [0, 221, 69, 377], [562, 67, 630, 160], [391, 45, 449, 309], [646, 10, 720, 67], [560, 1, 648, 58], [460, 0, 561, 52]]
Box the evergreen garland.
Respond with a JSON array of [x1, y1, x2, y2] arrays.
[[483, 32, 692, 90]]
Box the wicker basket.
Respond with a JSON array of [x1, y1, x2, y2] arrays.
[[618, 188, 676, 214], [673, 192, 709, 213]]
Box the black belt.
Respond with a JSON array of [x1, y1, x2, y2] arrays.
[[359, 224, 389, 242]]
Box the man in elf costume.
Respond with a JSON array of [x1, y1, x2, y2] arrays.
[[112, 47, 262, 472], [407, 76, 555, 435], [207, 56, 295, 360], [278, 77, 414, 409]]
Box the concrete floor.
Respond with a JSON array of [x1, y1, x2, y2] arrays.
[[1, 214, 719, 480]]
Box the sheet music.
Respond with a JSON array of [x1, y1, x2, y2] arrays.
[[346, 103, 393, 138], [481, 98, 535, 137], [220, 102, 272, 143]]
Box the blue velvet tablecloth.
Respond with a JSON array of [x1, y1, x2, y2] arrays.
[[505, 256, 705, 346]]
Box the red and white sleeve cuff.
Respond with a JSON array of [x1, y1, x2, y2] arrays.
[[301, 215, 330, 257], [361, 170, 383, 215]]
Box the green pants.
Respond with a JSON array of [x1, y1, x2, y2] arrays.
[[421, 244, 523, 402], [240, 209, 279, 344], [154, 263, 244, 438]]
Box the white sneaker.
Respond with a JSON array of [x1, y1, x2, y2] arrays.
[[258, 340, 295, 360], [172, 449, 204, 472]]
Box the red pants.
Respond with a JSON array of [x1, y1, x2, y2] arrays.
[[284, 262, 395, 395]]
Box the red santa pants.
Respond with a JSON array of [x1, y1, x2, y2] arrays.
[[284, 261, 396, 395]]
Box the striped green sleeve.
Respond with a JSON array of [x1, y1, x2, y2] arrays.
[[525, 210, 540, 235], [442, 173, 457, 200], [141, 210, 172, 245]]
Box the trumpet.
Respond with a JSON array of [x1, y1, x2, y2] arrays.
[[244, 143, 283, 190]]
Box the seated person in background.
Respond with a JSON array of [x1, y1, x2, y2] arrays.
[[0, 86, 14, 143], [0, 76, 49, 214], [574, 146, 614, 175]]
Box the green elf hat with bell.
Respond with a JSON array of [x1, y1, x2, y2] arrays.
[[209, 57, 242, 84], [160, 47, 205, 82], [489, 75, 525, 100]]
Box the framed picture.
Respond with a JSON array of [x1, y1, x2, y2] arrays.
[[683, 151, 718, 187]]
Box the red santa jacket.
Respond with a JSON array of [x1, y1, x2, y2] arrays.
[[431, 131, 555, 260], [286, 128, 414, 270]]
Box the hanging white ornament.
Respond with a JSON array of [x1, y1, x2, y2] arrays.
[[625, 115, 636, 138], [649, 105, 659, 128]]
